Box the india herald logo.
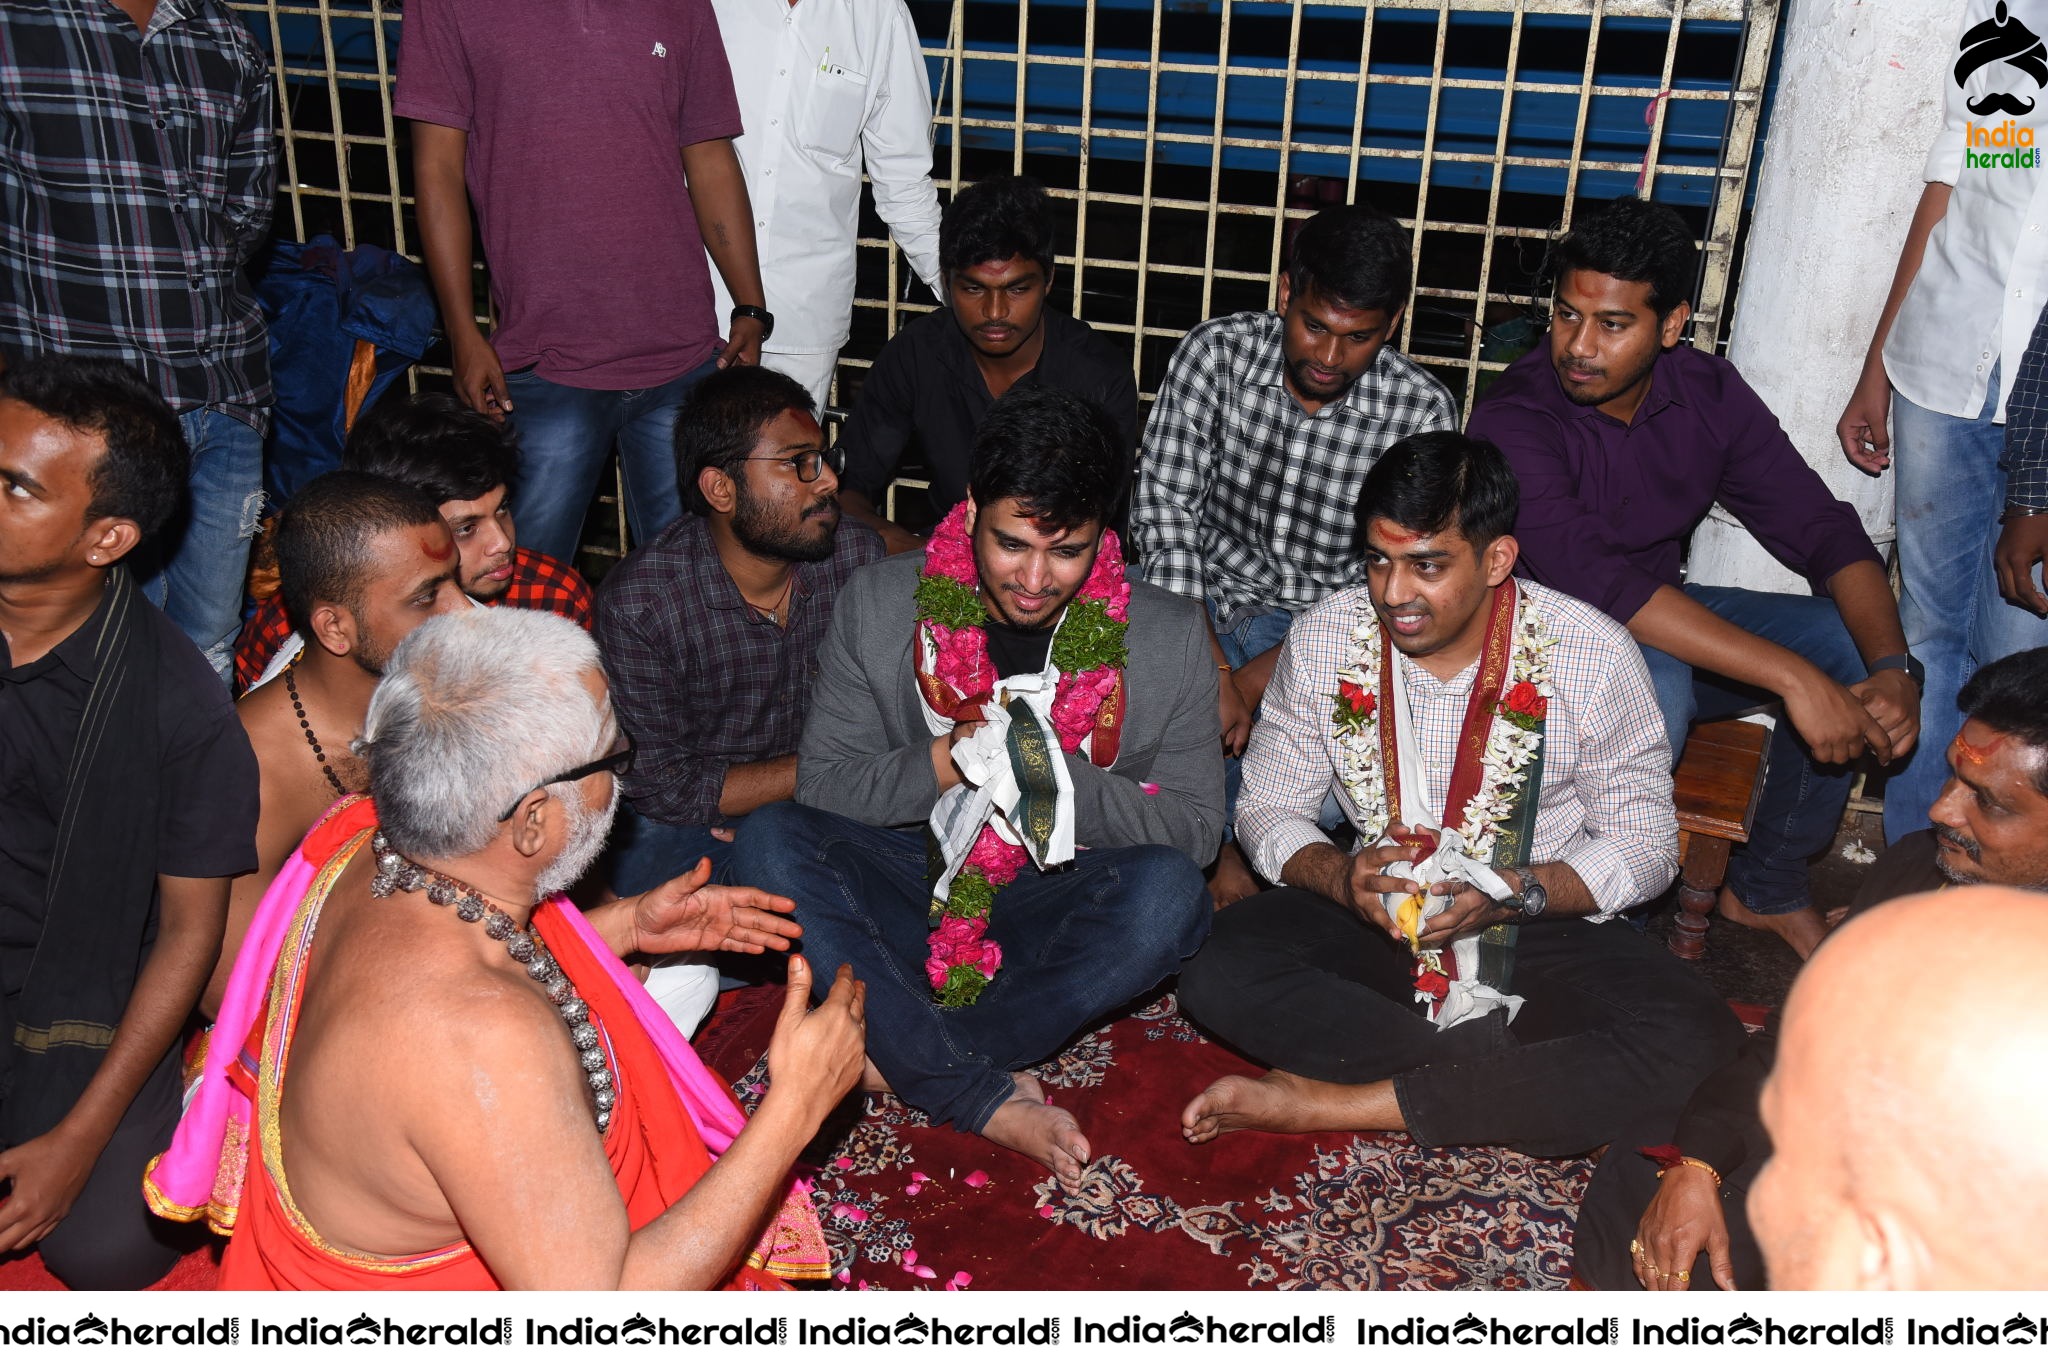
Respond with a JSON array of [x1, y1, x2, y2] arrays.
[[1958, 2, 2048, 116]]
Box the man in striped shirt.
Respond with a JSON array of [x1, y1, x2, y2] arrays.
[[1178, 433, 1740, 1156], [1130, 205, 1458, 906]]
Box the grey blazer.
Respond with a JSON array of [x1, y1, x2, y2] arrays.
[[796, 552, 1225, 866]]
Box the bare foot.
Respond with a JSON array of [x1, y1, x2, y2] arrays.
[[1207, 841, 1260, 910], [1180, 1069, 1403, 1143], [980, 1073, 1090, 1187], [1716, 888, 1829, 960], [860, 1055, 894, 1095]]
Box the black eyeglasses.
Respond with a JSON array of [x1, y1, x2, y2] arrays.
[[740, 446, 846, 483], [497, 736, 636, 823]]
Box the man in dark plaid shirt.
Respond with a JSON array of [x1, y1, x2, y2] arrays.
[[231, 394, 595, 693], [0, 0, 276, 683], [1996, 300, 2048, 618], [1130, 204, 1456, 902], [596, 367, 881, 1032]]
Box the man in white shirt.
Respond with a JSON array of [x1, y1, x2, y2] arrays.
[[709, 0, 944, 409], [1837, 0, 2048, 844], [1176, 433, 1740, 1155]]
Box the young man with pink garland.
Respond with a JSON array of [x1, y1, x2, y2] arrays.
[[729, 388, 1222, 1184]]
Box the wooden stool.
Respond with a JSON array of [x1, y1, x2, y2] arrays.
[[1666, 719, 1772, 960]]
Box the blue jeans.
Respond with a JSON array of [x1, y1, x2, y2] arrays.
[[503, 358, 716, 564], [728, 802, 1212, 1132], [1210, 600, 1296, 839], [608, 801, 740, 896], [1890, 376, 2048, 840], [1639, 585, 1865, 916], [138, 407, 266, 686]]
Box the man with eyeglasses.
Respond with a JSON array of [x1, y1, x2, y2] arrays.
[[151, 608, 866, 1289], [595, 366, 882, 1034]]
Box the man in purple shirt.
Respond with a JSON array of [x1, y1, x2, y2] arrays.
[[396, 0, 772, 565], [1469, 198, 1920, 959]]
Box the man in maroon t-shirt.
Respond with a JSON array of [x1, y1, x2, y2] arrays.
[[395, 0, 773, 564]]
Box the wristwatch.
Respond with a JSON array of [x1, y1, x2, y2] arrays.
[[1868, 652, 1925, 689], [729, 304, 775, 342], [1500, 866, 1548, 923]]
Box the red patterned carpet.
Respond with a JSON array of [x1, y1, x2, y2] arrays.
[[700, 985, 1595, 1291], [4, 983, 1662, 1294]]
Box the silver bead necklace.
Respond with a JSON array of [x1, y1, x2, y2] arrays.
[[369, 830, 614, 1134]]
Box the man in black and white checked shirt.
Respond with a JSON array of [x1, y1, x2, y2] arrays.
[[1130, 204, 1456, 902], [1996, 300, 2048, 616], [0, 0, 276, 685]]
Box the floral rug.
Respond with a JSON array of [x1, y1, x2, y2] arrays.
[[698, 985, 1594, 1292]]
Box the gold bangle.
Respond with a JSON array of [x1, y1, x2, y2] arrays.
[[1217, 662, 1234, 672], [1654, 1155, 1723, 1187]]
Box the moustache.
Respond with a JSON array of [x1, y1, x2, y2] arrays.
[[1933, 822, 1982, 859], [805, 495, 840, 518], [1969, 91, 2038, 116]]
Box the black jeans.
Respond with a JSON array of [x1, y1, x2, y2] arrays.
[[1570, 1104, 1768, 1290], [29, 1047, 196, 1289], [1179, 887, 1743, 1155]]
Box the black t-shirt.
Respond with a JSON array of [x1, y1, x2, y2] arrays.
[[983, 620, 1055, 680], [838, 308, 1141, 517], [0, 582, 259, 1018]]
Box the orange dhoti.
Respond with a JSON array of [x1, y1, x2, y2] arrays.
[[148, 796, 824, 1290]]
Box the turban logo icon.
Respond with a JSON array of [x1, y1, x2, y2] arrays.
[[1959, 1, 2048, 117]]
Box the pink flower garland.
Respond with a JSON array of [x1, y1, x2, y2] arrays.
[[916, 505, 1128, 1006]]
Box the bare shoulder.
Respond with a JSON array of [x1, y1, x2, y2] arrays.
[[235, 673, 292, 742]]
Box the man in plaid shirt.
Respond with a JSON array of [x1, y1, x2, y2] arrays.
[[596, 367, 881, 1036], [1178, 433, 1739, 1156], [0, 0, 276, 683], [1130, 204, 1457, 904], [232, 395, 594, 693]]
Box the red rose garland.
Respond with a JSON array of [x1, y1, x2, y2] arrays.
[[912, 505, 1129, 1008]]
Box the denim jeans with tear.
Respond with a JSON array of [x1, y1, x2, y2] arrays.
[[139, 407, 266, 687]]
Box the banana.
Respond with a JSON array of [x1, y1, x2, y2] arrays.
[[1395, 892, 1427, 952]]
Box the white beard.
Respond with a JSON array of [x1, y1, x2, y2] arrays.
[[534, 777, 622, 900]]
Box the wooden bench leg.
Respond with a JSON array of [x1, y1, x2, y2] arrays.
[[1668, 834, 1732, 961]]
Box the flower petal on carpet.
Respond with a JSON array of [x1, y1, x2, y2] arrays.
[[699, 987, 1590, 1291]]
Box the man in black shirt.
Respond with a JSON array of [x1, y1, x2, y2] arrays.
[[0, 356, 258, 1287], [837, 176, 1139, 555], [1571, 647, 2048, 1291]]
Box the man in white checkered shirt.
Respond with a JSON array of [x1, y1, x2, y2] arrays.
[[1176, 433, 1741, 1156], [1130, 204, 1457, 907]]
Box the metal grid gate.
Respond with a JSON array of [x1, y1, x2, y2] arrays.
[[233, 0, 1780, 562]]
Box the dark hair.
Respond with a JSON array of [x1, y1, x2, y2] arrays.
[[1287, 204, 1411, 315], [967, 387, 1125, 533], [1, 353, 188, 537], [274, 470, 446, 633], [1355, 431, 1518, 550], [342, 392, 519, 504], [940, 176, 1057, 278], [1958, 648, 2048, 795], [676, 365, 819, 516], [1551, 197, 1698, 318]]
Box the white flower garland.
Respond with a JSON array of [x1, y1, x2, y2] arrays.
[[1332, 593, 1556, 860]]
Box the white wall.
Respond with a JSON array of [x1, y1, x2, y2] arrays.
[[1689, 0, 1967, 592]]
